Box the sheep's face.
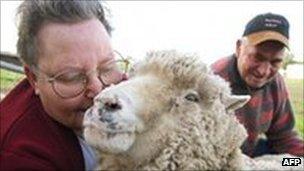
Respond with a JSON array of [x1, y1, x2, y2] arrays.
[[83, 74, 171, 154]]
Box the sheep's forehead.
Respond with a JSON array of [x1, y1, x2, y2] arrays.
[[134, 51, 231, 97], [135, 51, 208, 88]]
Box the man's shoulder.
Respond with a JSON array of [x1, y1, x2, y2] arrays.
[[268, 73, 287, 90], [211, 54, 234, 74], [210, 55, 235, 82]]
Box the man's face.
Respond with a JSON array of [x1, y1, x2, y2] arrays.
[[236, 40, 285, 88], [32, 18, 117, 132]]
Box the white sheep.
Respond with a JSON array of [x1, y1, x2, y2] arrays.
[[83, 50, 303, 170]]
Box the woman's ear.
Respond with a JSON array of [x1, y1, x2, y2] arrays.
[[24, 65, 39, 95]]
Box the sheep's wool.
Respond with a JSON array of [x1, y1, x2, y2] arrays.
[[83, 50, 303, 170]]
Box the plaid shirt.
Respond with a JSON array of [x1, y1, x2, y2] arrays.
[[211, 54, 304, 157]]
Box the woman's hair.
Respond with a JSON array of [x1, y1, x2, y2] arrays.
[[17, 0, 112, 68]]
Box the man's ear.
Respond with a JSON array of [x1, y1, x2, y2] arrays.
[[24, 65, 39, 94], [235, 39, 242, 58]]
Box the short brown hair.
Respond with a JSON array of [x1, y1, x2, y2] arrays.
[[17, 0, 112, 68]]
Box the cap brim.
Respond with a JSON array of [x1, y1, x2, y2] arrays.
[[245, 31, 289, 49]]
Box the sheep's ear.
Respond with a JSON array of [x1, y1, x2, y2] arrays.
[[224, 95, 250, 112]]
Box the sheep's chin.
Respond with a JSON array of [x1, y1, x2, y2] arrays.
[[84, 126, 135, 154]]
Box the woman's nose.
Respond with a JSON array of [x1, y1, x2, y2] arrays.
[[85, 76, 104, 98]]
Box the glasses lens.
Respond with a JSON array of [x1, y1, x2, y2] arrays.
[[49, 51, 130, 98], [98, 50, 133, 86], [52, 70, 86, 98], [99, 69, 123, 86]]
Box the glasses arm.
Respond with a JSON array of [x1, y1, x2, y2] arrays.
[[30, 66, 56, 83], [114, 50, 134, 74]]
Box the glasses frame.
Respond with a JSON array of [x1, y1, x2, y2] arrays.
[[114, 50, 133, 74], [32, 50, 131, 99]]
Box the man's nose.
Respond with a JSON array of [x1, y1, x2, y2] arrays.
[[256, 62, 271, 76], [85, 76, 104, 98]]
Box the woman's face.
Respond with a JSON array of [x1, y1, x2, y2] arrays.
[[32, 18, 117, 132]]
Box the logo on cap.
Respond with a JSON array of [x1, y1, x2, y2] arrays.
[[264, 18, 282, 28]]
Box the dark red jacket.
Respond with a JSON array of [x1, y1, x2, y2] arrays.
[[0, 79, 85, 170]]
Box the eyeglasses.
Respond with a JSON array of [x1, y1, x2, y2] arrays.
[[33, 50, 132, 99]]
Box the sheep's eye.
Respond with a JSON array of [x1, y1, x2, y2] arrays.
[[185, 93, 199, 102]]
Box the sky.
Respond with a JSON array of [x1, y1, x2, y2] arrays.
[[1, 0, 303, 66]]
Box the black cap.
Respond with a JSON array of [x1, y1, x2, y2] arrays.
[[242, 13, 289, 47]]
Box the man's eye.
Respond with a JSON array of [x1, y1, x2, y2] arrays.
[[271, 60, 282, 67]]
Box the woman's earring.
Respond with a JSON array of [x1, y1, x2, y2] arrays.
[[35, 89, 40, 95], [34, 84, 40, 95]]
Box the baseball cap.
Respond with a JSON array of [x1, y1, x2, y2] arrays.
[[242, 13, 289, 48]]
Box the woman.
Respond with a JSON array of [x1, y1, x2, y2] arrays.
[[0, 1, 126, 170]]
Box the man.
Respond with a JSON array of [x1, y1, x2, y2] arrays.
[[0, 1, 126, 170], [212, 13, 303, 157]]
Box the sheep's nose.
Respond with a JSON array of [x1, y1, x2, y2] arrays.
[[97, 96, 122, 123], [104, 100, 122, 112], [97, 94, 122, 112]]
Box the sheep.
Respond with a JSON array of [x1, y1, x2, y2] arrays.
[[83, 50, 303, 170]]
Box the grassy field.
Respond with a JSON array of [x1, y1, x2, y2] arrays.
[[286, 79, 304, 138], [0, 68, 303, 137], [0, 68, 24, 94]]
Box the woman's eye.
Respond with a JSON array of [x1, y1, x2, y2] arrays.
[[56, 72, 84, 83]]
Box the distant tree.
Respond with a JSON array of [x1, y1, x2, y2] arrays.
[[281, 51, 304, 77]]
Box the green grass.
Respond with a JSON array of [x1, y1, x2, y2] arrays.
[[0, 68, 303, 138], [286, 79, 304, 138], [0, 68, 24, 93]]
